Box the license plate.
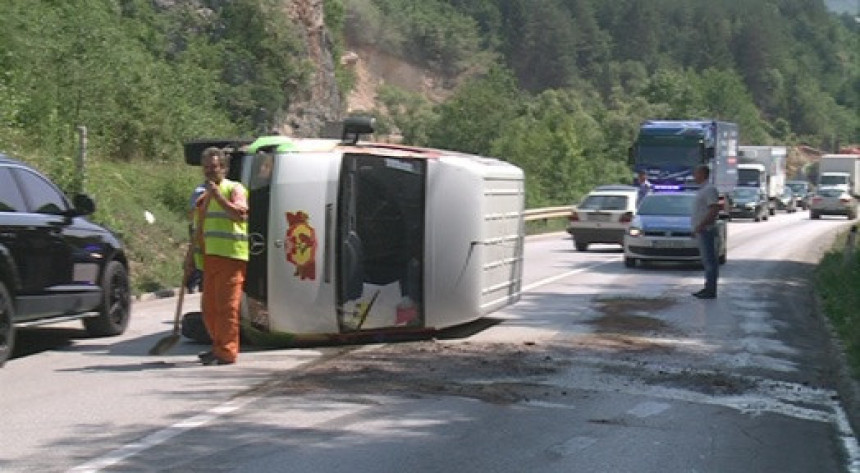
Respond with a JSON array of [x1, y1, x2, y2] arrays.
[[588, 213, 611, 222], [652, 240, 685, 248]]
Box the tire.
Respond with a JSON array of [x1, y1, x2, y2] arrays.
[[0, 282, 14, 368], [719, 252, 727, 265], [575, 241, 588, 252], [84, 261, 131, 337], [181, 294, 250, 344], [181, 311, 212, 344], [811, 211, 820, 220], [624, 257, 636, 268]]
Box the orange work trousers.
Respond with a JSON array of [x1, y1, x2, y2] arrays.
[[202, 254, 247, 363]]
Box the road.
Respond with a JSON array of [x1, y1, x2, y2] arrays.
[[0, 210, 858, 472]]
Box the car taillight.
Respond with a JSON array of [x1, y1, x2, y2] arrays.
[[840, 198, 852, 204], [569, 211, 580, 222], [620, 211, 633, 223], [812, 197, 823, 204]]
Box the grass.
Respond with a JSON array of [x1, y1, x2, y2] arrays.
[[815, 225, 860, 376], [525, 217, 568, 235], [22, 151, 201, 296]]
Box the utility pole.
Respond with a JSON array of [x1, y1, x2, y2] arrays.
[[76, 125, 87, 194]]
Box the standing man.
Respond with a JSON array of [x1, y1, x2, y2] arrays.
[[636, 171, 651, 206], [185, 147, 249, 365], [691, 165, 721, 299]]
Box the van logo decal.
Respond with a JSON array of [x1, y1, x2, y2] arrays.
[[285, 211, 317, 280]]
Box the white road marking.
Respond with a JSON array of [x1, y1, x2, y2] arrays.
[[522, 260, 617, 293], [66, 394, 260, 473]]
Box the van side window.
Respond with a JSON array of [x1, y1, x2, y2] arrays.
[[13, 168, 68, 215], [0, 167, 26, 212]]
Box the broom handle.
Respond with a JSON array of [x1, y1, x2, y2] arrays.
[[172, 270, 188, 335]]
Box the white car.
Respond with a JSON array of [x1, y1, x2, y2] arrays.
[[566, 185, 638, 251], [624, 192, 727, 268]]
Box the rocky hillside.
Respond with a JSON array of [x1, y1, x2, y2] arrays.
[[281, 0, 451, 136]]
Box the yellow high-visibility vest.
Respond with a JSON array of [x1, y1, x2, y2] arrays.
[[199, 179, 249, 263]]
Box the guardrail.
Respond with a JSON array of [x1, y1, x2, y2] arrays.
[[523, 206, 571, 222]]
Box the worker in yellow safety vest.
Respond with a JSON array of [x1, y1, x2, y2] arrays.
[[184, 146, 249, 365]]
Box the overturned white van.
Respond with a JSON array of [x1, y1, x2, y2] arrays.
[[184, 118, 525, 346]]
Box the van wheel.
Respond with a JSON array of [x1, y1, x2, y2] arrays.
[[0, 282, 14, 368], [719, 253, 727, 265], [811, 211, 820, 220], [624, 257, 636, 268], [84, 261, 131, 337], [575, 242, 588, 252]]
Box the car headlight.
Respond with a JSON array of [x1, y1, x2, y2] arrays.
[[745, 202, 755, 209], [628, 227, 642, 237]]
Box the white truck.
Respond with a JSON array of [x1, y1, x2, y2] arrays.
[[738, 146, 787, 215], [818, 154, 860, 197]]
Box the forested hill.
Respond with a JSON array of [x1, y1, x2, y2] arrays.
[[342, 0, 858, 205]]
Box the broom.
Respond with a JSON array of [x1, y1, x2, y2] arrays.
[[148, 270, 188, 355]]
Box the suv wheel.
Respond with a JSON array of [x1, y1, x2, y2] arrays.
[[575, 241, 589, 252], [0, 282, 15, 367], [84, 261, 131, 337]]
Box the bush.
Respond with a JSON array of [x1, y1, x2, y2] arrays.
[[815, 226, 860, 374]]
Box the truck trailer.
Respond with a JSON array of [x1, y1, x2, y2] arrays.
[[818, 154, 860, 197], [738, 146, 787, 215]]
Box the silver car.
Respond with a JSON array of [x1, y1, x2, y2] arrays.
[[566, 185, 638, 251], [624, 192, 727, 268], [809, 187, 858, 220]]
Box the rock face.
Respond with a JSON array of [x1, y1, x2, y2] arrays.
[[281, 0, 343, 138]]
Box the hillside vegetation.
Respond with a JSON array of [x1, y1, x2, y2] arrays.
[[0, 0, 858, 293]]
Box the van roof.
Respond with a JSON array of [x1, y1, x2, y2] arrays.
[[186, 135, 486, 166], [246, 136, 453, 159]]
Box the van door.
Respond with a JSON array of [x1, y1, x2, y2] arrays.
[[336, 154, 425, 332], [245, 151, 273, 304], [265, 151, 340, 334]]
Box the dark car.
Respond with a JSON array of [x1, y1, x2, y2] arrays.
[[729, 187, 769, 221], [0, 154, 131, 367], [786, 180, 812, 210], [776, 187, 797, 213]]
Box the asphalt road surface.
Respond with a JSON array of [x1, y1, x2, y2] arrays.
[[1, 210, 858, 472]]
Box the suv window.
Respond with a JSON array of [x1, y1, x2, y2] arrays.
[[13, 168, 68, 214], [0, 167, 26, 212]]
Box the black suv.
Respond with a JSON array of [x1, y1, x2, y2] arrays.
[[0, 153, 130, 366]]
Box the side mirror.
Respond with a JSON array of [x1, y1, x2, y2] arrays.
[[72, 193, 96, 216]]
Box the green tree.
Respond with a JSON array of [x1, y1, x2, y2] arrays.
[[426, 65, 521, 155]]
